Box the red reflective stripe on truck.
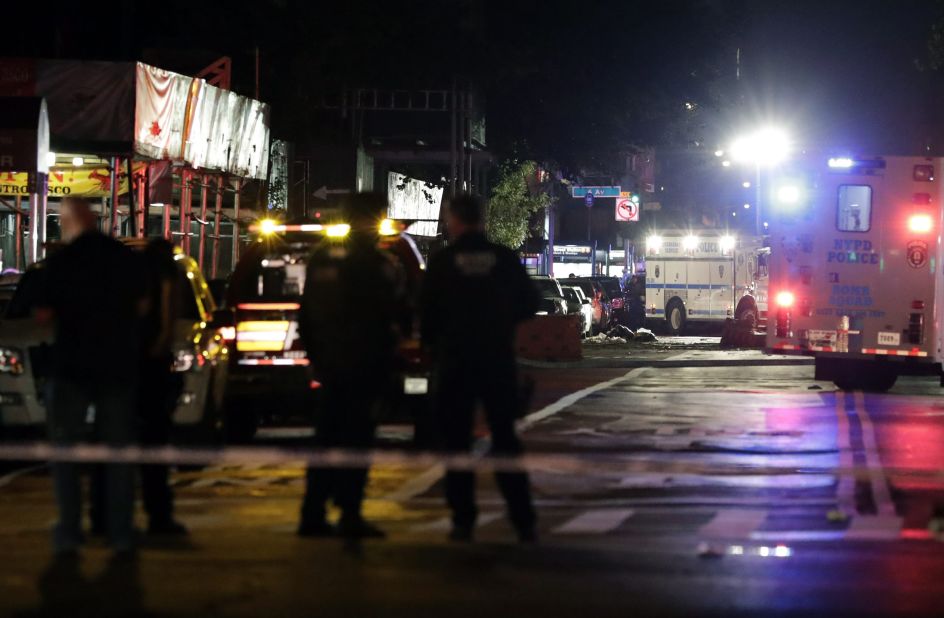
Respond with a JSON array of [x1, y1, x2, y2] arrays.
[[773, 343, 801, 350], [861, 348, 928, 357]]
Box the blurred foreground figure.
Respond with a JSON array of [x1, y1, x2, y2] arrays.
[[38, 197, 142, 556], [421, 194, 538, 542], [298, 194, 403, 539], [136, 238, 187, 535]]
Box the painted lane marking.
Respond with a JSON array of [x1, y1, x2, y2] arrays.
[[835, 393, 856, 515], [409, 512, 502, 533], [0, 463, 47, 489], [853, 391, 897, 518], [698, 509, 766, 539], [552, 508, 634, 534], [517, 365, 658, 431]]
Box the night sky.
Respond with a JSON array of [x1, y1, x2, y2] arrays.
[[4, 1, 943, 206]]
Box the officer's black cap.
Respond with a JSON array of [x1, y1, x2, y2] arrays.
[[341, 192, 388, 225], [448, 193, 485, 225]]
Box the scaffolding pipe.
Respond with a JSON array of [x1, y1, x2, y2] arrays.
[[212, 175, 223, 278], [109, 157, 119, 237], [198, 174, 208, 270], [126, 157, 137, 237], [232, 179, 241, 268], [14, 195, 21, 271], [179, 170, 190, 254]]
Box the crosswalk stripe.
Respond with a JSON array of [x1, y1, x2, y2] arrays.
[[409, 512, 503, 533], [552, 509, 634, 534], [698, 509, 766, 539], [844, 514, 903, 540]]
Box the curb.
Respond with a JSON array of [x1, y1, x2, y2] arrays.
[[517, 355, 814, 370]]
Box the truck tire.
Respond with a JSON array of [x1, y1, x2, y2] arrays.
[[735, 298, 758, 330], [665, 298, 686, 335]]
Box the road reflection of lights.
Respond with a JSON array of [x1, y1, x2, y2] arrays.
[[727, 544, 792, 558]]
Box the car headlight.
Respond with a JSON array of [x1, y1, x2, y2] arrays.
[[0, 347, 24, 376]]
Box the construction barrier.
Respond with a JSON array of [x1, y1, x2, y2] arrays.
[[516, 315, 583, 362]]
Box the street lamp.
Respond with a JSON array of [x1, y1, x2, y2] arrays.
[[729, 127, 791, 235]]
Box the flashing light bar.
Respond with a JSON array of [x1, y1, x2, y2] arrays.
[[250, 221, 325, 234], [828, 157, 854, 169], [237, 358, 311, 366], [237, 303, 301, 311]]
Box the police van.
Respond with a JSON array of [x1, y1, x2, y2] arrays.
[[644, 231, 768, 333], [766, 155, 941, 391]]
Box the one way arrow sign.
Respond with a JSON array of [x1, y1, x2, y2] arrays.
[[313, 186, 351, 200]]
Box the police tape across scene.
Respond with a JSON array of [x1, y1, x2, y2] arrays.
[[0, 441, 940, 483]]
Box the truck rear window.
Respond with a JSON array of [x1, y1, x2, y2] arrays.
[[837, 185, 872, 232]]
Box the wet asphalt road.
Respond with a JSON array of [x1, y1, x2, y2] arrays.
[[2, 344, 944, 616]]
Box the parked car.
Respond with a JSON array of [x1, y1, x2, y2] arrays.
[[567, 277, 612, 333], [591, 276, 626, 324], [563, 285, 593, 337], [530, 276, 568, 315], [0, 249, 228, 441]]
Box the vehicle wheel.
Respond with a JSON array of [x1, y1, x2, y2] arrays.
[[735, 299, 758, 330], [665, 299, 686, 335]]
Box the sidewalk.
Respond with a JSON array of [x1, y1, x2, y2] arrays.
[[519, 337, 813, 369]]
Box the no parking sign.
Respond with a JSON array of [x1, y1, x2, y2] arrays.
[[615, 197, 639, 222]]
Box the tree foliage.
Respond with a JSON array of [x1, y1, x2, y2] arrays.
[[486, 160, 551, 250]]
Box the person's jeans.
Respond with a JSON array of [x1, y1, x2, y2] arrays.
[[47, 379, 137, 552]]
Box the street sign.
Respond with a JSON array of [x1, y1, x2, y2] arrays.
[[642, 201, 662, 211], [571, 185, 621, 198], [615, 198, 639, 222], [585, 192, 594, 207]]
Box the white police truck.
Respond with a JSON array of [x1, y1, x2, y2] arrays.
[[766, 155, 942, 391], [644, 231, 768, 334]]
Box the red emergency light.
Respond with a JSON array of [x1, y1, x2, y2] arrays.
[[775, 291, 795, 308], [908, 214, 933, 233]]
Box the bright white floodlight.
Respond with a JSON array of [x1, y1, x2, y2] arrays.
[[729, 128, 790, 166]]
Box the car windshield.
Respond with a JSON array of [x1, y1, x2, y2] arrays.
[[597, 278, 622, 298], [532, 278, 563, 297], [228, 242, 317, 303], [571, 281, 594, 298]]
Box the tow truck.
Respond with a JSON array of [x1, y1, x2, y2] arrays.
[[766, 155, 943, 391], [221, 217, 428, 441], [643, 230, 769, 334]]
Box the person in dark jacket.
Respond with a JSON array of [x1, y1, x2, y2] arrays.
[[421, 194, 539, 543], [38, 197, 143, 557], [297, 193, 405, 540]]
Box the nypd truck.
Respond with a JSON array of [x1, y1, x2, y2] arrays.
[[766, 155, 942, 391], [644, 231, 768, 334]]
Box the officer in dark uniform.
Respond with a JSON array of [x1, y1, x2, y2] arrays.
[[421, 194, 538, 542], [297, 193, 404, 540]]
